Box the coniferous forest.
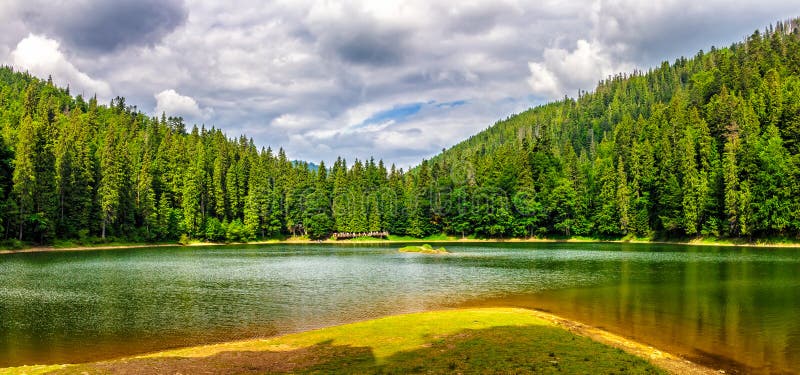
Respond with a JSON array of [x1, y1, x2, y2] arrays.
[[2, 19, 800, 246]]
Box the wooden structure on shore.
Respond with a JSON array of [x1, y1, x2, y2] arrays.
[[333, 231, 389, 240]]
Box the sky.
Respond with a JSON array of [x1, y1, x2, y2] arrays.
[[0, 1, 797, 168]]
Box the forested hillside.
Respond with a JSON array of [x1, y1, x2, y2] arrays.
[[428, 18, 800, 240], [1, 19, 800, 245], [0, 69, 406, 244]]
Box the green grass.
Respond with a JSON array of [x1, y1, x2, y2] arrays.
[[398, 244, 448, 254], [3, 308, 666, 374], [346, 236, 387, 242]]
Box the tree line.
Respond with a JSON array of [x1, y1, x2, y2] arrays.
[[2, 19, 800, 245]]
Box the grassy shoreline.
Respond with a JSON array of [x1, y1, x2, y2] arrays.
[[0, 307, 714, 375], [4, 234, 800, 254]]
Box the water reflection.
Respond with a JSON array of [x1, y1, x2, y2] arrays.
[[463, 245, 800, 374], [0, 243, 798, 374]]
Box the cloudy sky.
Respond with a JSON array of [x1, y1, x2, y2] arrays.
[[0, 1, 797, 167]]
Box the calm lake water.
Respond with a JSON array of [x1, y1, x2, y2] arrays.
[[1, 243, 798, 373]]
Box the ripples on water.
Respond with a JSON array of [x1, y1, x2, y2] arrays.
[[1, 242, 799, 374]]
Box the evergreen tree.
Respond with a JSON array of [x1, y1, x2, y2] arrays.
[[98, 128, 122, 239], [12, 116, 37, 241], [0, 134, 13, 239], [304, 161, 333, 240], [616, 158, 631, 234]]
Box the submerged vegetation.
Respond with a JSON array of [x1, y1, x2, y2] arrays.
[[398, 244, 448, 254], [2, 308, 667, 374], [1, 19, 800, 246]]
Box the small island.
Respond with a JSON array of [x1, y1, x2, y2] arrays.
[[399, 244, 449, 254]]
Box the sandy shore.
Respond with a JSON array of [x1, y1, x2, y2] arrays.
[[0, 243, 181, 255]]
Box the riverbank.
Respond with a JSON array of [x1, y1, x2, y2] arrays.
[[0, 307, 713, 375], [4, 234, 800, 255]]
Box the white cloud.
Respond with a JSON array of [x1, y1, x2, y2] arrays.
[[154, 89, 213, 120], [10, 34, 112, 100], [528, 39, 634, 99], [527, 62, 561, 99]]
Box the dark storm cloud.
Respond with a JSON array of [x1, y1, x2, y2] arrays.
[[312, 16, 411, 67], [22, 0, 187, 53], [442, 2, 513, 35], [333, 31, 405, 66]]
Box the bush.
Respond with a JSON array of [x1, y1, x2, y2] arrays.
[[205, 217, 226, 242], [225, 219, 249, 242], [0, 239, 25, 250], [305, 213, 333, 240]]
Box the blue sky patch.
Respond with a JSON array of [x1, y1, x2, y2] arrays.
[[359, 99, 468, 128], [360, 102, 424, 127]]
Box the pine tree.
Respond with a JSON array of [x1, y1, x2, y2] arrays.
[[367, 192, 381, 232], [226, 159, 242, 220], [138, 147, 157, 240], [98, 128, 122, 240], [182, 136, 204, 237], [512, 166, 542, 237], [244, 149, 270, 239], [331, 158, 348, 232], [753, 125, 793, 234], [0, 133, 13, 239], [616, 158, 631, 234], [723, 130, 740, 236], [592, 139, 620, 236], [212, 148, 229, 220], [447, 186, 472, 238], [407, 160, 433, 237], [304, 161, 333, 240], [680, 126, 702, 235], [550, 178, 577, 236]]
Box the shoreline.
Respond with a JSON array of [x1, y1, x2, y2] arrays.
[[4, 235, 800, 255], [1, 307, 716, 375], [524, 308, 717, 375]]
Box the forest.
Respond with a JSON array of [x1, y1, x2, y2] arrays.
[[2, 19, 800, 245]]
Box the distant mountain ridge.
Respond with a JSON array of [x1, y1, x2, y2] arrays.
[[292, 160, 319, 171]]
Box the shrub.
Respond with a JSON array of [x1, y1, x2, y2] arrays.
[[225, 219, 249, 242]]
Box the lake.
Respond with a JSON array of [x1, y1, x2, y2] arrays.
[[1, 243, 798, 373]]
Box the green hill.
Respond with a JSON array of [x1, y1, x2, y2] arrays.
[[424, 18, 800, 240]]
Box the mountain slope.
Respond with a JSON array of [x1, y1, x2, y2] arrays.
[[424, 18, 800, 239]]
